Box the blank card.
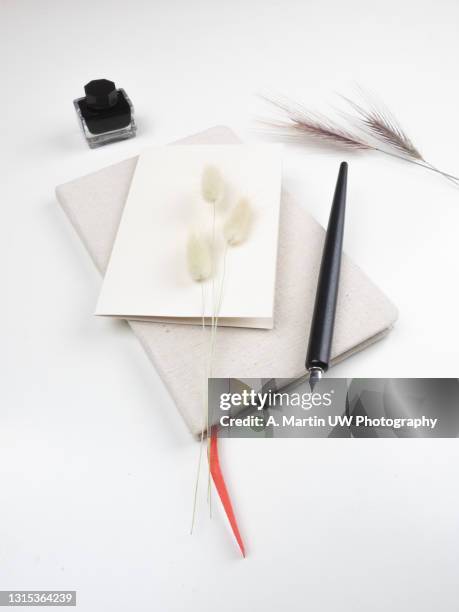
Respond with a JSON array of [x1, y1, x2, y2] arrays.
[[95, 145, 282, 329]]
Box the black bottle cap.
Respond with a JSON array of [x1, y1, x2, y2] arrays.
[[84, 79, 118, 110]]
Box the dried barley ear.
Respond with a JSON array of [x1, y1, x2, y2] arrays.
[[341, 90, 422, 159], [259, 94, 369, 150], [341, 88, 459, 185], [261, 91, 459, 185]]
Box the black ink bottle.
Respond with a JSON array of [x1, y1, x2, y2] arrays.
[[74, 79, 136, 148]]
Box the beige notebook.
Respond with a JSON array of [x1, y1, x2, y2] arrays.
[[56, 126, 397, 435]]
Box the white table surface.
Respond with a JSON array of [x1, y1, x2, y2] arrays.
[[2, 1, 458, 610]]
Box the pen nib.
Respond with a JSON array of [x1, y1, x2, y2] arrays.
[[309, 367, 323, 391]]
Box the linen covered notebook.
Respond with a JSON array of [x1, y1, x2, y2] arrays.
[[56, 126, 398, 435], [96, 144, 282, 329]]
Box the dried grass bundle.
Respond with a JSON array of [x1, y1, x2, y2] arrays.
[[188, 169, 253, 548]]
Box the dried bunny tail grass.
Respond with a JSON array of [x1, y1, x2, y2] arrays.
[[201, 165, 225, 204], [187, 233, 212, 282], [223, 197, 253, 246]]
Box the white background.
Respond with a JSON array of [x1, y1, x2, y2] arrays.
[[1, 0, 458, 610]]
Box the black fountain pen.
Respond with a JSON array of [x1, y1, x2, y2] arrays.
[[306, 162, 348, 390]]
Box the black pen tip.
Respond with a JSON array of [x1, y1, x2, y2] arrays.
[[338, 161, 348, 181], [334, 162, 348, 205]]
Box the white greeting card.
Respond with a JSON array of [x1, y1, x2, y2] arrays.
[[95, 145, 282, 328]]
